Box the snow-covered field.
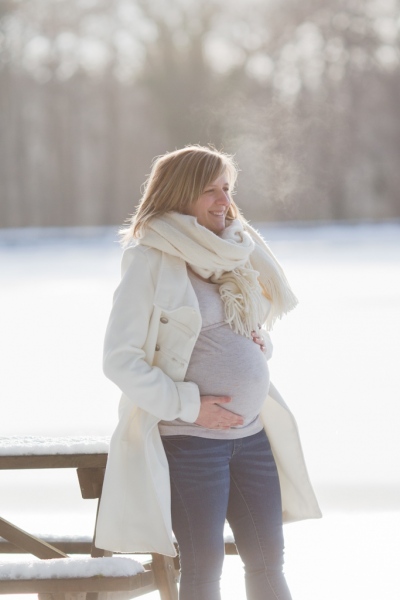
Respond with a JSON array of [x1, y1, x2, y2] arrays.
[[1, 222, 399, 599]]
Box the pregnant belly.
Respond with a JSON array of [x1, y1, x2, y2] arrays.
[[185, 325, 271, 426]]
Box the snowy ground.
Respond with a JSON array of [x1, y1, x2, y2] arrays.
[[1, 222, 399, 599]]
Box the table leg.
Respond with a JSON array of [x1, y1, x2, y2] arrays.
[[0, 517, 67, 559]]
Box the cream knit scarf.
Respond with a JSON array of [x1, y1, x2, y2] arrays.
[[139, 212, 298, 336]]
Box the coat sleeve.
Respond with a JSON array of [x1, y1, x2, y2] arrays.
[[103, 246, 201, 422]]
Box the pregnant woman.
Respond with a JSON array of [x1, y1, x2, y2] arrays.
[[95, 145, 321, 600]]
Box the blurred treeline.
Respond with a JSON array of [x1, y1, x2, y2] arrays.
[[1, 0, 400, 227]]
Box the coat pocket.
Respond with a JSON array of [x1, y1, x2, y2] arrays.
[[152, 308, 199, 381]]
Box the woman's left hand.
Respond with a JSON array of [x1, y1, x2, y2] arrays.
[[251, 330, 265, 352]]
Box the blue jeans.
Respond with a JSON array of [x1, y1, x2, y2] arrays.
[[162, 429, 292, 600]]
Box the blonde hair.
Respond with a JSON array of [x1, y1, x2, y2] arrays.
[[120, 145, 243, 245]]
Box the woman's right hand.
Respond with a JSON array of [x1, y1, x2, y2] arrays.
[[194, 395, 244, 430]]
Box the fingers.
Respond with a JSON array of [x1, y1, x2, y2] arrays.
[[215, 418, 243, 429], [196, 396, 244, 429], [212, 407, 243, 427], [200, 395, 231, 404], [213, 395, 231, 404], [251, 330, 265, 352]]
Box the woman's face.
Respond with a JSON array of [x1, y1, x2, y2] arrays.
[[186, 173, 231, 234]]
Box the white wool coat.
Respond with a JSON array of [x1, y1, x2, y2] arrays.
[[95, 244, 322, 557]]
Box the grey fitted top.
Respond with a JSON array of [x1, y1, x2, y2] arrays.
[[158, 268, 272, 439]]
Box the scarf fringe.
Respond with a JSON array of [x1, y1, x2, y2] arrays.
[[218, 267, 265, 337]]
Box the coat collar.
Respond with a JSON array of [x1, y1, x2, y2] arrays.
[[154, 252, 200, 313]]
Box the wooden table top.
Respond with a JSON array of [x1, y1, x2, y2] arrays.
[[0, 453, 108, 470]]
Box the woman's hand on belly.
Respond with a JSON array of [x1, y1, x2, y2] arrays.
[[195, 395, 244, 430]]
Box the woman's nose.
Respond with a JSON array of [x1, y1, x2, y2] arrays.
[[216, 190, 230, 205]]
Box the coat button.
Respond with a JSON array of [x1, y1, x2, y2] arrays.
[[155, 344, 160, 351], [160, 317, 169, 324]]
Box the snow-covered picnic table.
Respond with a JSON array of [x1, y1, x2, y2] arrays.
[[0, 436, 178, 599], [0, 436, 109, 557]]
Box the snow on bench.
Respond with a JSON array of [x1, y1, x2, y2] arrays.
[[0, 436, 110, 456], [0, 556, 152, 595], [0, 557, 144, 581]]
